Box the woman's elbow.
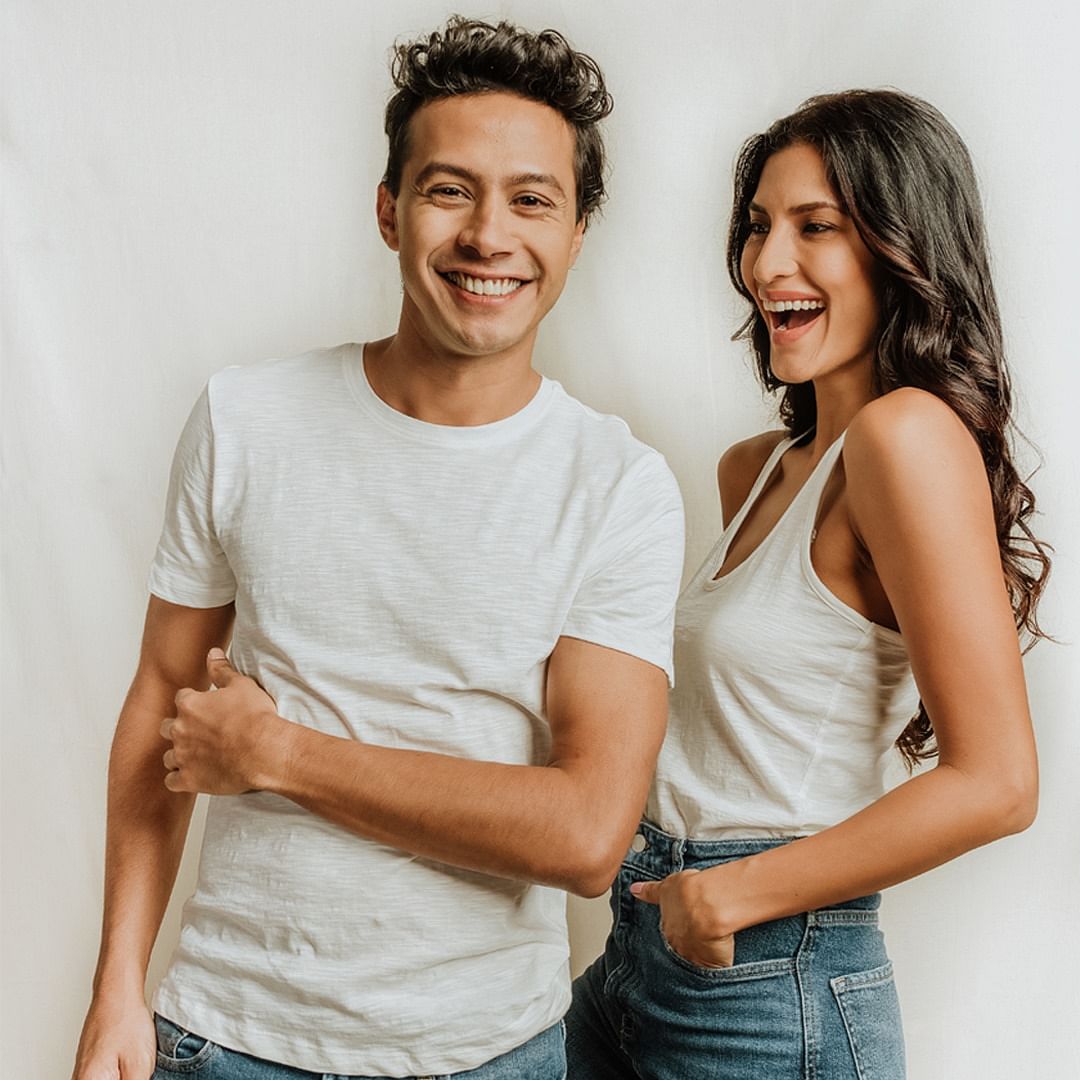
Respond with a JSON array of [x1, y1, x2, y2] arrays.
[[948, 750, 1039, 841], [1002, 781, 1038, 835], [990, 770, 1039, 838]]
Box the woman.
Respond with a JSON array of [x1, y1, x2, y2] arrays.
[[566, 90, 1050, 1079]]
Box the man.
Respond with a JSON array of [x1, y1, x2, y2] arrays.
[[73, 17, 684, 1080]]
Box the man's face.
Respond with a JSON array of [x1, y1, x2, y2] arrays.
[[377, 92, 585, 365]]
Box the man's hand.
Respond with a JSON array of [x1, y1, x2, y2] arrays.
[[631, 868, 735, 969], [162, 649, 290, 795], [71, 993, 155, 1080]]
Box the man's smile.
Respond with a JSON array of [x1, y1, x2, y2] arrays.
[[439, 270, 530, 300]]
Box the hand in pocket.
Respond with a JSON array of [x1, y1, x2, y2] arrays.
[[631, 868, 735, 969]]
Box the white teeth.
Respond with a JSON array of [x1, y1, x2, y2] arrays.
[[760, 298, 826, 312], [445, 272, 524, 297]]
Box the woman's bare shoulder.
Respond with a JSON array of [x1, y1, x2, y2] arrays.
[[846, 388, 980, 475], [844, 388, 988, 534], [717, 430, 789, 524]]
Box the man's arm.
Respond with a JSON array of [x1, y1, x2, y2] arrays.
[[73, 597, 234, 1080], [163, 634, 668, 898]]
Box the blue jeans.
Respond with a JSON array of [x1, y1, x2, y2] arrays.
[[566, 822, 905, 1079], [152, 1015, 566, 1080]]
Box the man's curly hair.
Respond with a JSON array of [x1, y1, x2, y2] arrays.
[[383, 16, 613, 223]]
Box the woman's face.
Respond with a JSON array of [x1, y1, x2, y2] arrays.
[[740, 142, 881, 391]]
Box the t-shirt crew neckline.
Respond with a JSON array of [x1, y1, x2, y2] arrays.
[[342, 342, 556, 448]]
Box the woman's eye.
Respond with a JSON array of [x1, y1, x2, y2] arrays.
[[746, 221, 768, 236], [803, 221, 833, 234]]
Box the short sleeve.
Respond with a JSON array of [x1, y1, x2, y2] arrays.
[[561, 453, 685, 685], [147, 382, 237, 607]]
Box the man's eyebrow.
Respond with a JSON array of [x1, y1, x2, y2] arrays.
[[507, 172, 568, 198], [413, 162, 480, 187], [412, 163, 568, 199], [748, 199, 845, 215]]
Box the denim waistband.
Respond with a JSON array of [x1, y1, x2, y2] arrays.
[[624, 820, 880, 912]]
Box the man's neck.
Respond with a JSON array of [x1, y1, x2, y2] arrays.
[[363, 333, 542, 428]]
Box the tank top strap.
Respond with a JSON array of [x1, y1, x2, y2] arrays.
[[722, 434, 800, 540], [690, 435, 799, 590], [774, 430, 848, 547]]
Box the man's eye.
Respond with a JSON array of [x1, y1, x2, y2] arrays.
[[515, 195, 548, 209], [429, 186, 466, 199]]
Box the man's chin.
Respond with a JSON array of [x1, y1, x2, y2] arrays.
[[439, 326, 537, 362]]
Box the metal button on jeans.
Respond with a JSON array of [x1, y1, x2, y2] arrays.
[[630, 833, 648, 853]]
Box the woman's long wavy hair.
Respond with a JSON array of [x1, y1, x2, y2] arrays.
[[726, 89, 1051, 765]]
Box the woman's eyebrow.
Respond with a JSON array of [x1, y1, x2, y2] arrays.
[[748, 199, 844, 214]]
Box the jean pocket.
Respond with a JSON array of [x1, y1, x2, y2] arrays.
[[830, 962, 905, 1079], [153, 1014, 218, 1073], [658, 927, 795, 982]]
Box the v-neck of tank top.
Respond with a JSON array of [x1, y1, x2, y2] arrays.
[[703, 431, 843, 591]]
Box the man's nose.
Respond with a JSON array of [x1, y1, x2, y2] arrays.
[[457, 197, 514, 259]]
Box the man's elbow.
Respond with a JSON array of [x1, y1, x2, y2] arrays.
[[565, 866, 618, 900], [557, 832, 627, 899]]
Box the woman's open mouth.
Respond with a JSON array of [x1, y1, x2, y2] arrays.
[[762, 297, 826, 340]]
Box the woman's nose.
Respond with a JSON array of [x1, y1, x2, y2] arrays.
[[751, 226, 798, 286]]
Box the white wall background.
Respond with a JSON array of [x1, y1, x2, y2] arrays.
[[3, 1, 1078, 1076]]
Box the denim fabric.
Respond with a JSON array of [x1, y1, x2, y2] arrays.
[[152, 1015, 566, 1080], [566, 822, 904, 1079]]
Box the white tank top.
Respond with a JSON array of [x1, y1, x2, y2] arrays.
[[647, 432, 920, 838]]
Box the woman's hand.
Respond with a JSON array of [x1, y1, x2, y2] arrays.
[[631, 868, 735, 969]]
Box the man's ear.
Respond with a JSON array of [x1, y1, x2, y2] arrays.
[[568, 216, 587, 268], [376, 183, 399, 252]]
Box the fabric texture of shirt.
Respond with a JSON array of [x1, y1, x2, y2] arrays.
[[647, 432, 919, 839], [148, 343, 685, 1076]]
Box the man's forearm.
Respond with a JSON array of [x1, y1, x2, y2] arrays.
[[266, 727, 628, 897], [92, 691, 197, 999], [89, 598, 234, 1001], [74, 599, 233, 1080], [166, 639, 669, 898]]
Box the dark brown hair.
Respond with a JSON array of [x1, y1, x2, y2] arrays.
[[383, 16, 612, 223], [726, 89, 1051, 764]]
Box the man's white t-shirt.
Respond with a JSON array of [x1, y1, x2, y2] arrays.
[[148, 343, 685, 1076]]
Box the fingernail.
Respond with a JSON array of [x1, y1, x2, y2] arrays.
[[208, 648, 226, 661], [628, 882, 643, 896]]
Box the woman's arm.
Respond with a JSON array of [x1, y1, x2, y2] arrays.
[[633, 388, 1037, 967]]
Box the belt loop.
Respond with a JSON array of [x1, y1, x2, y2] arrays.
[[672, 837, 685, 873]]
